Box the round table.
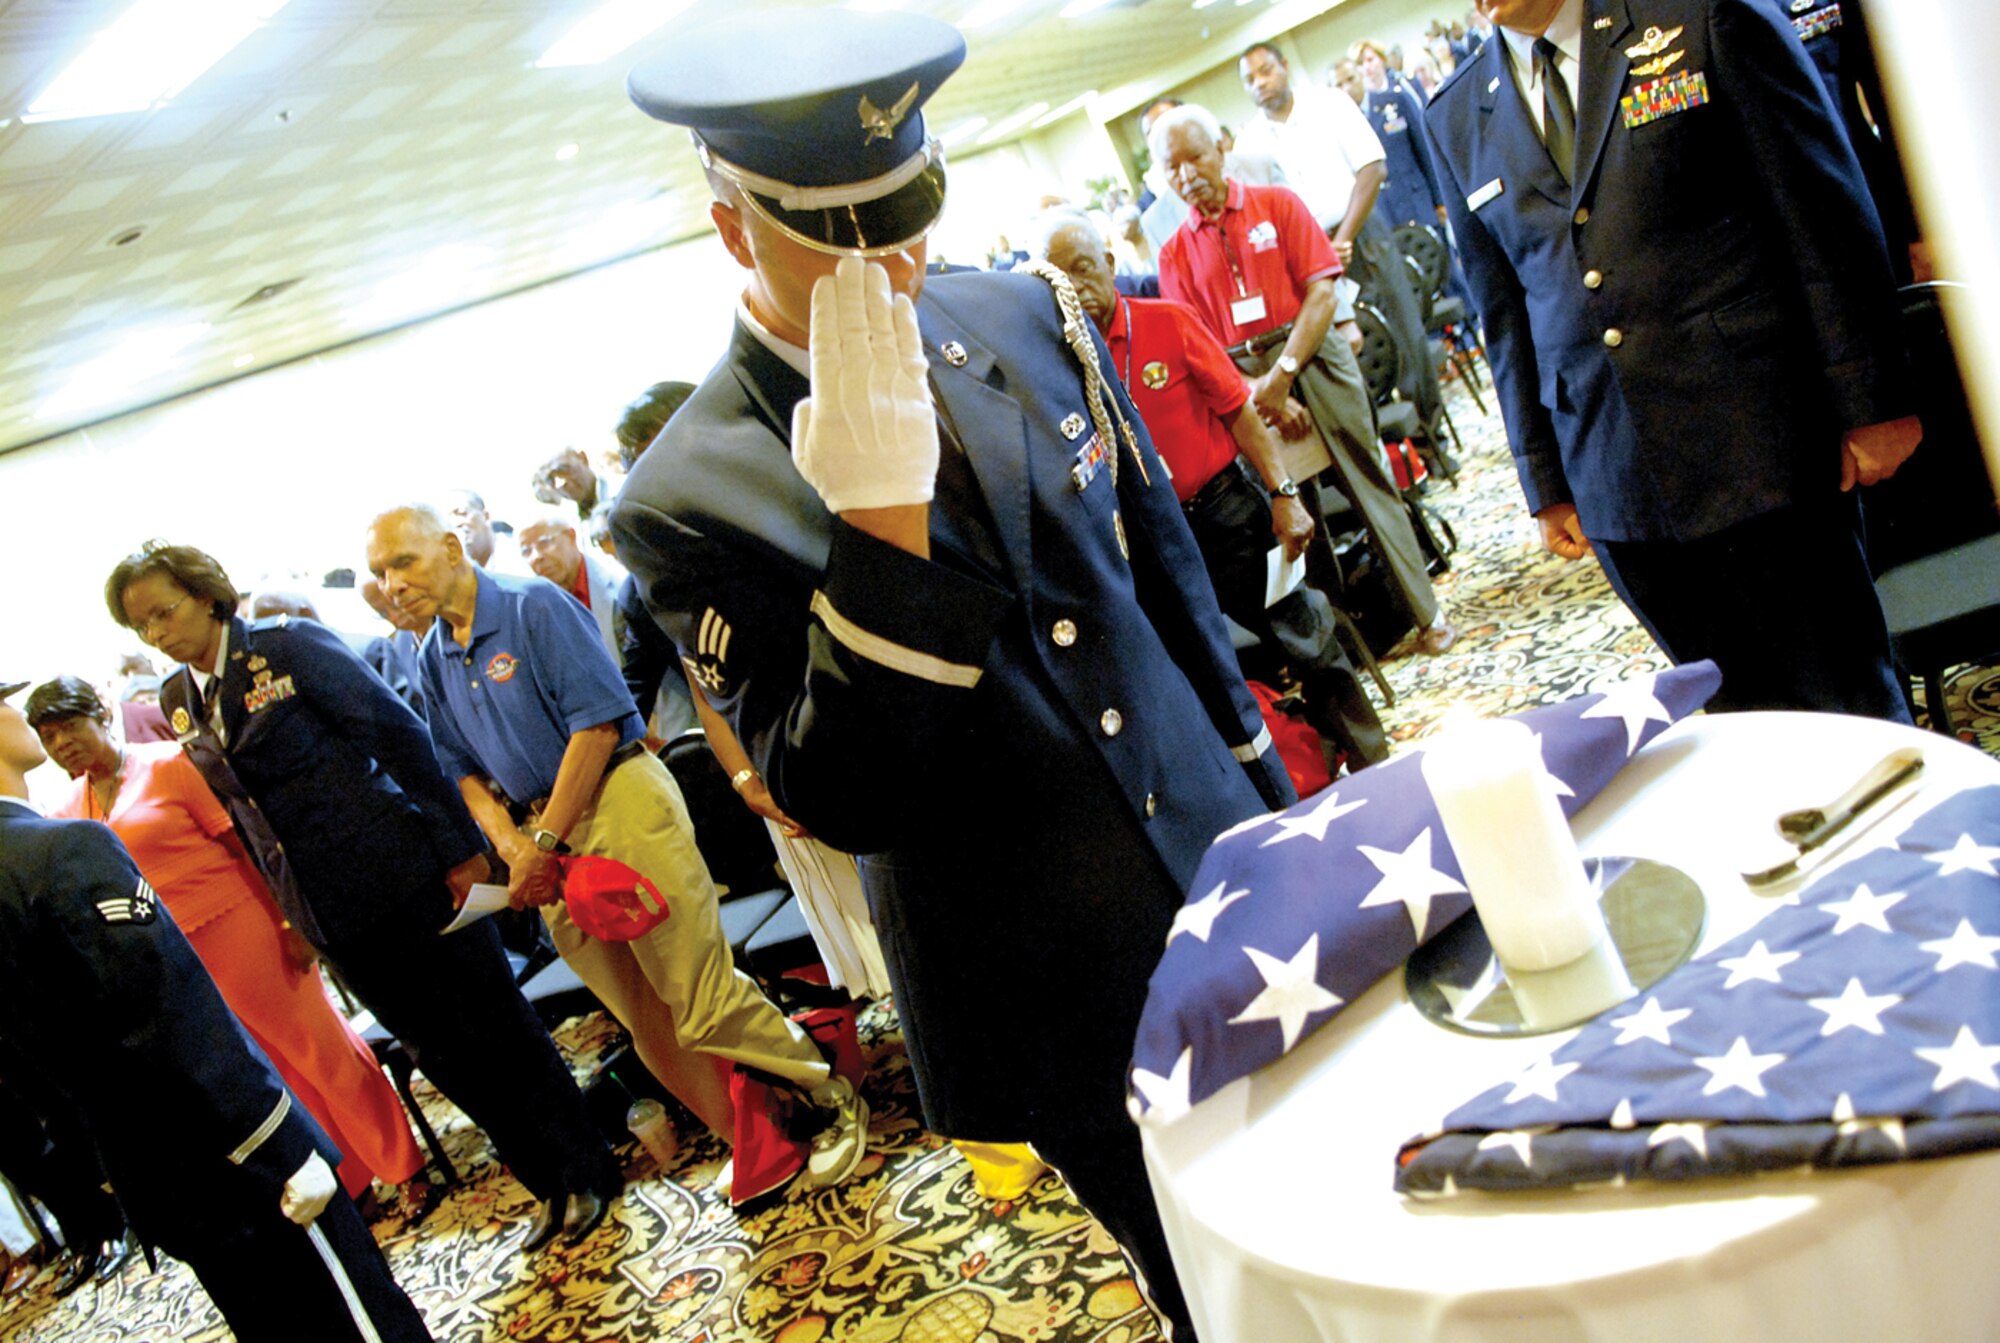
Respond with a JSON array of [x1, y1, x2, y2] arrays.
[[1141, 713, 2000, 1343]]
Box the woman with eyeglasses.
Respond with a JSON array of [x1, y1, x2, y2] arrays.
[[26, 675, 424, 1206], [104, 541, 622, 1251]]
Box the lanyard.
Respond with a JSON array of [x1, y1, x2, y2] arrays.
[[1218, 225, 1250, 299]]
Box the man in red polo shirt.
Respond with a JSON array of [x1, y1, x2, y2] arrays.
[[1152, 103, 1455, 657], [1033, 209, 1388, 770]]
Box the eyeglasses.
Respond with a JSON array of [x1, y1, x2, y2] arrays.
[[135, 594, 189, 638]]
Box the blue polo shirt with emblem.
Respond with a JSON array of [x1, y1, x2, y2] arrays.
[[418, 567, 643, 806]]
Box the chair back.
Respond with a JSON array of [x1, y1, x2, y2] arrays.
[[658, 729, 781, 897], [1862, 282, 1998, 576], [1393, 223, 1449, 300], [1350, 301, 1401, 406]]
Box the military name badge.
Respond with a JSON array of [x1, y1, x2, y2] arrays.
[[686, 607, 734, 695], [1793, 3, 1841, 41], [1621, 69, 1709, 129], [1071, 432, 1110, 492], [170, 706, 192, 735], [1141, 360, 1170, 391], [244, 673, 297, 713], [97, 878, 159, 926]]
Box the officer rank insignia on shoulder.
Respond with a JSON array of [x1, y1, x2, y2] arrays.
[[244, 673, 297, 713], [1071, 432, 1110, 492], [1621, 69, 1708, 128], [1141, 361, 1170, 391], [97, 878, 159, 926], [1792, 3, 1840, 40]]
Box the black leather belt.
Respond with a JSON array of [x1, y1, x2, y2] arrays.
[[1183, 458, 1252, 515], [1227, 322, 1294, 360], [518, 738, 649, 817]]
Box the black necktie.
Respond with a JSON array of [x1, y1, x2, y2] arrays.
[[1535, 37, 1575, 182]]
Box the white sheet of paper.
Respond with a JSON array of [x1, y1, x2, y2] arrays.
[[1266, 545, 1307, 607], [441, 882, 511, 934]]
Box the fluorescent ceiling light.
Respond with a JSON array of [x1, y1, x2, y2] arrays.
[[976, 102, 1052, 145], [40, 323, 211, 420], [961, 0, 1028, 28], [535, 0, 695, 69], [556, 142, 581, 161], [555, 196, 676, 269], [938, 116, 988, 148], [1192, 0, 1224, 8], [1031, 90, 1099, 128], [232, 353, 256, 368], [24, 0, 288, 123], [1059, 0, 1118, 15]]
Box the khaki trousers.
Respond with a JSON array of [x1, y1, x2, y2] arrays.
[[540, 752, 828, 1138]]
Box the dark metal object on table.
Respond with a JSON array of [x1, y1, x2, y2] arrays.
[[1407, 857, 1706, 1037], [1745, 748, 1925, 889]]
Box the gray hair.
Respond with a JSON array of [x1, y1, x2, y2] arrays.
[[1146, 103, 1224, 170], [1024, 206, 1104, 263]]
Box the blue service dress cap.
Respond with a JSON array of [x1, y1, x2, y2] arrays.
[[628, 9, 965, 255]]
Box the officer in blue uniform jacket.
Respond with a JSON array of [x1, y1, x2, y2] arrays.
[[1424, 0, 1923, 718], [611, 12, 1293, 1337], [0, 680, 430, 1341], [107, 543, 621, 1252]]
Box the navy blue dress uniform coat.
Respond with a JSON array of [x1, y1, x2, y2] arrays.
[[159, 615, 620, 1206], [611, 269, 1294, 1141], [1364, 83, 1449, 231], [1423, 0, 1909, 546], [0, 801, 429, 1340]]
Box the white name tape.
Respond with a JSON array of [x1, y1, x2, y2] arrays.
[[1466, 177, 1505, 211]]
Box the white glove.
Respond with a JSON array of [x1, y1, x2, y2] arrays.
[[791, 256, 939, 514], [279, 1152, 337, 1226]]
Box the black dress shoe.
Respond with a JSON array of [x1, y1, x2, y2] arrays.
[[50, 1249, 100, 1298], [93, 1237, 131, 1282], [560, 1191, 608, 1245], [521, 1197, 564, 1253]]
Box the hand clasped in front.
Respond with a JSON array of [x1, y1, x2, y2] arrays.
[[790, 257, 939, 514]]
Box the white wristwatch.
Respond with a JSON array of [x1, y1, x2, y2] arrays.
[[1275, 353, 1301, 376]]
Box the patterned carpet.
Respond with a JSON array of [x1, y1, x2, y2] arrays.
[[4, 373, 1995, 1342]]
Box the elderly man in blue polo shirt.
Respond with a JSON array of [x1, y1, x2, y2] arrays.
[[363, 505, 866, 1200]]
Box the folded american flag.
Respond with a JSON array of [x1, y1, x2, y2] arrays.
[[1395, 783, 2000, 1196], [1129, 662, 1722, 1123]]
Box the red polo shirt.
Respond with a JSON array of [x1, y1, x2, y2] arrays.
[[1107, 296, 1250, 503], [1156, 178, 1342, 348]]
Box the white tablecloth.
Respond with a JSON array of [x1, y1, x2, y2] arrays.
[[1142, 713, 2000, 1343]]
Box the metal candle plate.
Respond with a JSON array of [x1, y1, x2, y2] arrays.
[[1406, 857, 1707, 1037]]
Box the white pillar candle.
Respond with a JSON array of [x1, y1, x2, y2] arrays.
[[1420, 716, 1605, 971]]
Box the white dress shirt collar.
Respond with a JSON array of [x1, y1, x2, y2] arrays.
[[1498, 0, 1585, 133]]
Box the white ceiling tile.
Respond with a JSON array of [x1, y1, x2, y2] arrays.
[[42, 173, 139, 217], [326, 25, 427, 69], [188, 199, 258, 233], [0, 236, 62, 275], [260, 143, 336, 178], [159, 159, 245, 196], [22, 272, 91, 305]]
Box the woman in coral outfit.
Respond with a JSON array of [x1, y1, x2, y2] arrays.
[[26, 676, 423, 1201]]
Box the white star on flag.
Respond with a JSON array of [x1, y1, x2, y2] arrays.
[[1504, 1054, 1581, 1104], [1529, 730, 1577, 798], [1717, 939, 1800, 989], [1831, 1093, 1908, 1151], [1578, 674, 1671, 754], [1927, 834, 2000, 878], [1169, 881, 1250, 945], [1609, 996, 1692, 1046], [1807, 978, 1902, 1036], [1354, 827, 1466, 939], [1915, 1025, 2000, 1092], [1259, 789, 1368, 847], [1131, 1047, 1193, 1121], [1228, 935, 1342, 1049], [1647, 1121, 1710, 1159], [1693, 1036, 1786, 1097], [1477, 1130, 1534, 1166], [1609, 1097, 1636, 1129], [1919, 919, 2000, 973], [1821, 883, 1907, 935]]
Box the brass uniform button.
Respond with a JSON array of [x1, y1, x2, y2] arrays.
[[1052, 619, 1078, 647], [1583, 269, 1603, 290], [1574, 206, 1590, 225], [1100, 709, 1123, 737], [1144, 792, 1159, 817], [1603, 328, 1624, 348]]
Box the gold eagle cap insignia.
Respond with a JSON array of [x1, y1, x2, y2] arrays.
[[1625, 24, 1684, 58], [859, 81, 920, 144]]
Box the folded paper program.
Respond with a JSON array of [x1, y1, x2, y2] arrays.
[[1128, 662, 1722, 1124], [1395, 784, 2000, 1196]]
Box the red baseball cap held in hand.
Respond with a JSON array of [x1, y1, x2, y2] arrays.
[[561, 855, 670, 941]]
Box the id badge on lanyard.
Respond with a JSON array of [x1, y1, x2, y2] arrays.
[[1221, 229, 1267, 329]]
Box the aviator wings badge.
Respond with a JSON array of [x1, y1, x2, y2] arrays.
[[859, 82, 920, 144], [1625, 24, 1684, 57]]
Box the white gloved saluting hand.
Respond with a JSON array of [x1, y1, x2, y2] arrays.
[[791, 256, 939, 514], [279, 1152, 337, 1226]]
